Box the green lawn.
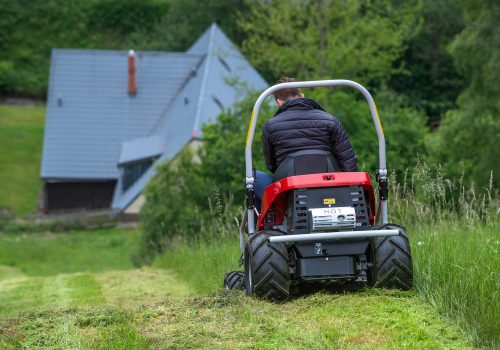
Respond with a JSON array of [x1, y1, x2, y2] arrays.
[[0, 227, 139, 277], [0, 104, 45, 216]]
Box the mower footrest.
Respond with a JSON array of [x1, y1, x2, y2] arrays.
[[268, 229, 399, 243]]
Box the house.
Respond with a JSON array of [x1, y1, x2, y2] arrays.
[[40, 24, 267, 215]]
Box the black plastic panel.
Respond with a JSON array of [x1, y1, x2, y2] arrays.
[[295, 240, 370, 258], [297, 256, 355, 277]]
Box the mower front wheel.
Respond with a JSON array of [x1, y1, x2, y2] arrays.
[[224, 270, 245, 290], [244, 230, 290, 301]]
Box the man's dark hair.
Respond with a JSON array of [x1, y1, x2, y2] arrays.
[[273, 76, 302, 101]]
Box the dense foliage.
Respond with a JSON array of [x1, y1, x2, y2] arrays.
[[0, 0, 247, 97], [428, 0, 500, 187]]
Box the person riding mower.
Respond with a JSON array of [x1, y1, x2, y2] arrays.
[[224, 79, 413, 301]]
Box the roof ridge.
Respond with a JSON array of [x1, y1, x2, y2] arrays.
[[192, 24, 216, 136], [51, 48, 203, 56]]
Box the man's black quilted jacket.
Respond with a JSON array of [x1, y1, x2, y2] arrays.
[[261, 97, 358, 173]]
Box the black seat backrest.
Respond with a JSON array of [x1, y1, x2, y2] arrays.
[[273, 150, 342, 181]]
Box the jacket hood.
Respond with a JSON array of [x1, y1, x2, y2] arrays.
[[274, 97, 325, 116]]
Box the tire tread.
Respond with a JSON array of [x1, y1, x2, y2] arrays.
[[371, 224, 413, 290], [224, 270, 244, 290], [245, 231, 290, 301]]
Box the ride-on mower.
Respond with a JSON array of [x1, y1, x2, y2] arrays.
[[224, 80, 413, 301]]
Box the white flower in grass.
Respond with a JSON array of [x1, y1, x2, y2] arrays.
[[417, 241, 424, 246]]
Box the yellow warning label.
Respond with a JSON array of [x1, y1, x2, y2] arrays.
[[323, 198, 336, 205]]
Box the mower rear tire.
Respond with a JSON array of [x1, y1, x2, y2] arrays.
[[244, 231, 290, 301], [224, 270, 245, 290], [370, 224, 413, 290]]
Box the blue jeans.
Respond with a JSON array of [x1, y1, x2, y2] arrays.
[[254, 170, 274, 212]]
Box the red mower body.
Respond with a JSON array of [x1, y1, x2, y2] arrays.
[[258, 172, 376, 230]]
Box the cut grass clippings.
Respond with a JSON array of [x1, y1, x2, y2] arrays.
[[0, 289, 476, 349], [0, 268, 193, 317]]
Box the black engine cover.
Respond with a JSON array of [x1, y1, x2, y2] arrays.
[[289, 186, 370, 234]]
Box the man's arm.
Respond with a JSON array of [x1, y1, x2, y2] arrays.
[[330, 118, 358, 172], [262, 124, 277, 172]]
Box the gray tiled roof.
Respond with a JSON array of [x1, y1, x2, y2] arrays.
[[40, 23, 267, 211], [41, 50, 203, 179]]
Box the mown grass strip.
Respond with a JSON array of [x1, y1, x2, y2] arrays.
[[67, 274, 105, 306], [0, 268, 193, 317], [125, 289, 476, 349], [96, 268, 194, 307], [0, 228, 139, 278], [0, 278, 44, 315]]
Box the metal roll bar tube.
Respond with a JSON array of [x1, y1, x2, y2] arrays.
[[244, 80, 389, 237], [268, 229, 399, 244]]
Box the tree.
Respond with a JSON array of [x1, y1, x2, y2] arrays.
[[429, 0, 500, 187], [389, 0, 466, 124], [238, 0, 419, 87], [0, 0, 247, 97]]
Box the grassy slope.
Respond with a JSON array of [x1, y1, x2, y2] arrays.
[[0, 105, 45, 216], [0, 228, 139, 276], [0, 229, 477, 349]]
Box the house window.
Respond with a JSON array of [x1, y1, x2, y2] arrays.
[[122, 160, 153, 192]]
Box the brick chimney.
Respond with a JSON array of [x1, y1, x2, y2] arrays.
[[128, 50, 137, 95]]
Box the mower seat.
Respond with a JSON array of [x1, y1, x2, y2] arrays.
[[273, 149, 342, 181]]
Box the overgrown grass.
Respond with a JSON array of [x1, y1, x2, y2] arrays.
[[0, 104, 45, 216], [411, 221, 499, 346], [155, 237, 240, 294], [152, 195, 242, 293], [389, 163, 500, 346], [0, 227, 139, 277]]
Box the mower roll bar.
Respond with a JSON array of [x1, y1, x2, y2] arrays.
[[268, 229, 399, 244], [244, 80, 389, 238]]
